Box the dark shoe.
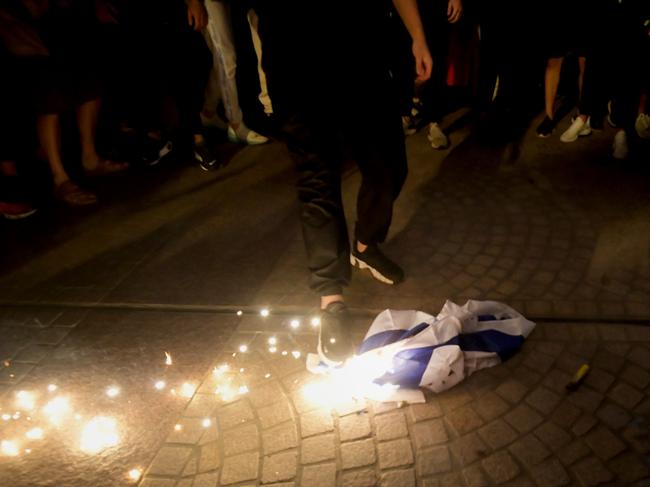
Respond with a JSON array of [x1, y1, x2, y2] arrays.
[[140, 137, 173, 167], [536, 116, 555, 138], [351, 244, 404, 285], [194, 143, 221, 171], [318, 301, 354, 367]]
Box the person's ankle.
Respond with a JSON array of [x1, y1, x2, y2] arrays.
[[321, 294, 344, 310], [53, 174, 69, 187], [356, 241, 368, 253]]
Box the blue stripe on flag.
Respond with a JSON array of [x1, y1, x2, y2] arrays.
[[358, 322, 430, 354], [373, 329, 525, 387]]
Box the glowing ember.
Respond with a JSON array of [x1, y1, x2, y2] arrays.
[[239, 368, 245, 373], [268, 337, 277, 346], [1, 414, 11, 421], [106, 387, 120, 398], [25, 428, 44, 440], [164, 352, 173, 365], [80, 416, 119, 454], [1, 440, 19, 457], [236, 310, 243, 316], [25, 449, 31, 454], [154, 381, 166, 390], [47, 384, 58, 392], [260, 308, 270, 317], [128, 468, 142, 481], [292, 351, 301, 359], [281, 351, 288, 356], [174, 424, 182, 432], [16, 391, 36, 411], [213, 364, 229, 375], [310, 317, 321, 327], [75, 414, 82, 421], [43, 397, 70, 425], [12, 412, 20, 420], [216, 385, 236, 401], [238, 386, 249, 395], [290, 319, 300, 329], [268, 347, 277, 354], [179, 383, 196, 398], [201, 418, 211, 428], [238, 345, 248, 353], [264, 373, 271, 379]]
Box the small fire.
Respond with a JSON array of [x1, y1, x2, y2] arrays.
[[16, 391, 36, 411], [25, 428, 44, 440], [238, 385, 249, 395], [201, 418, 211, 428], [1, 440, 19, 457], [106, 387, 120, 398], [292, 351, 301, 359], [290, 319, 300, 329], [311, 317, 321, 327], [238, 345, 248, 353], [179, 383, 196, 398], [154, 381, 166, 390], [47, 384, 58, 393], [268, 337, 277, 346], [80, 416, 119, 454], [268, 347, 277, 354], [42, 397, 70, 425], [164, 352, 173, 365], [260, 308, 270, 317], [128, 468, 142, 482], [174, 424, 182, 432]]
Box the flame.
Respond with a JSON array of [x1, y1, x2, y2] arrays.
[[47, 384, 58, 392], [26, 428, 44, 440], [106, 387, 120, 398], [179, 383, 196, 398], [128, 468, 142, 481], [164, 352, 173, 365], [260, 308, 270, 317], [1, 440, 19, 457], [290, 319, 300, 329], [16, 391, 36, 411], [238, 345, 248, 353], [154, 381, 166, 390], [42, 397, 70, 425], [213, 364, 229, 376], [201, 418, 211, 428], [292, 351, 301, 359], [310, 317, 321, 327], [268, 347, 277, 354], [238, 385, 249, 395], [80, 416, 119, 454]]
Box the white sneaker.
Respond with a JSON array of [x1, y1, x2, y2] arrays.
[[228, 125, 269, 145], [201, 112, 228, 131], [635, 113, 650, 139], [560, 116, 592, 143], [612, 130, 629, 159], [427, 122, 449, 149]]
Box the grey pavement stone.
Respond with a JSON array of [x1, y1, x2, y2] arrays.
[[193, 471, 220, 487], [567, 387, 603, 414], [0, 362, 34, 383], [607, 382, 644, 409], [571, 415, 598, 436], [628, 347, 650, 370], [557, 440, 591, 467], [183, 454, 198, 476], [300, 463, 337, 487], [583, 367, 615, 394], [377, 438, 414, 469], [621, 364, 650, 390], [380, 468, 416, 487], [450, 432, 489, 466], [496, 380, 528, 404], [505, 404, 543, 434], [219, 400, 254, 429], [148, 446, 193, 476], [35, 327, 70, 345], [417, 447, 452, 476], [550, 401, 582, 429], [185, 393, 220, 418], [584, 425, 627, 461], [481, 451, 520, 484], [335, 398, 369, 417], [198, 441, 221, 473], [375, 411, 409, 441], [596, 403, 632, 430], [249, 380, 285, 408], [220, 452, 259, 485], [176, 479, 193, 487], [341, 439, 376, 470], [530, 459, 570, 487], [543, 369, 573, 395], [438, 390, 474, 413], [438, 472, 464, 486], [523, 351, 556, 374], [474, 391, 510, 421], [509, 434, 551, 468], [140, 479, 176, 487], [300, 410, 334, 438], [525, 387, 561, 416], [534, 421, 571, 451], [262, 450, 298, 484], [461, 465, 489, 487], [223, 423, 260, 456], [571, 456, 613, 486], [446, 404, 484, 435], [609, 452, 650, 483], [301, 433, 335, 464], [412, 419, 448, 449], [341, 468, 377, 487], [339, 413, 372, 442], [478, 419, 518, 450], [258, 401, 293, 430], [593, 350, 626, 374], [167, 418, 207, 444], [407, 401, 443, 422], [12, 344, 52, 364], [263, 423, 298, 455]]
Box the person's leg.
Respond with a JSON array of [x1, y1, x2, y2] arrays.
[[544, 57, 563, 119], [36, 114, 68, 187], [247, 9, 274, 116]]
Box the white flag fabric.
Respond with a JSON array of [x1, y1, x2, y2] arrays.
[[307, 300, 535, 401]]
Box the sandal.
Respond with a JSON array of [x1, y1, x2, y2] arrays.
[[54, 180, 97, 207], [84, 159, 129, 177]]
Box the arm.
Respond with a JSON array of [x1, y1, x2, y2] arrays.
[[187, 0, 208, 31], [392, 0, 432, 82]]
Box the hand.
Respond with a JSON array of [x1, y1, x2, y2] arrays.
[[187, 0, 208, 31], [413, 39, 433, 83], [447, 0, 462, 23]]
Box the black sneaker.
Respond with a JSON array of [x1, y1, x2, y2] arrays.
[[351, 244, 404, 285], [194, 143, 221, 171], [318, 301, 354, 367], [536, 116, 555, 138], [141, 137, 173, 166]]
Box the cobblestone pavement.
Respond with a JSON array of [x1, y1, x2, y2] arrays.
[[138, 315, 650, 487]]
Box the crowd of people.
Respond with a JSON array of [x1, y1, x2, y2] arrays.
[[0, 0, 648, 223]]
